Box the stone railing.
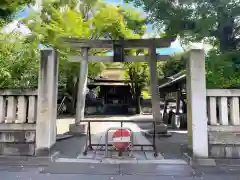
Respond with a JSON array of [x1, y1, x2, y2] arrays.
[[207, 89, 240, 158], [0, 89, 37, 156]]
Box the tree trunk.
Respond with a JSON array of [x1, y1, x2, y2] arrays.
[[135, 87, 141, 114], [218, 18, 236, 52], [66, 76, 78, 115]]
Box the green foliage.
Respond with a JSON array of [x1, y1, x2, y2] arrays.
[[0, 0, 149, 102], [126, 0, 240, 52], [23, 2, 147, 78], [124, 62, 149, 90], [206, 50, 240, 89], [159, 50, 240, 89], [0, 0, 34, 25], [142, 90, 150, 99], [0, 33, 39, 88], [160, 53, 187, 78], [124, 62, 149, 113], [127, 0, 240, 89]]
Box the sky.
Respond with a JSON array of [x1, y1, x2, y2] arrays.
[[2, 0, 184, 54]]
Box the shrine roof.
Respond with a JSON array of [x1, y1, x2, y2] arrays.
[[88, 82, 129, 86], [88, 77, 130, 86], [158, 70, 186, 91]]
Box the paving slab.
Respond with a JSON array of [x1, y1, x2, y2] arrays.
[[137, 159, 187, 165], [144, 152, 164, 160], [55, 158, 100, 163], [2, 172, 240, 180], [215, 159, 240, 166], [1, 162, 240, 180], [53, 136, 86, 158], [192, 166, 236, 176], [195, 158, 216, 166], [119, 164, 194, 177], [40, 162, 119, 175], [0, 156, 51, 166], [79, 119, 162, 161], [55, 115, 189, 162]]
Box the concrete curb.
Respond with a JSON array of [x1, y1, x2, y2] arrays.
[[0, 156, 52, 166], [215, 159, 240, 167], [144, 132, 172, 138], [183, 153, 216, 167], [55, 158, 188, 165], [51, 151, 60, 162], [183, 152, 194, 166], [56, 134, 74, 141]]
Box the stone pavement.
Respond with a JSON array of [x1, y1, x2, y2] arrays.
[[3, 115, 235, 179], [1, 161, 240, 180], [55, 115, 164, 160], [55, 115, 185, 160]]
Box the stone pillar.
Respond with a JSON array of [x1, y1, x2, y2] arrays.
[[6, 96, 17, 123], [69, 48, 88, 134], [171, 90, 181, 129], [186, 49, 208, 158], [36, 49, 58, 156], [148, 46, 167, 134], [16, 96, 27, 123]]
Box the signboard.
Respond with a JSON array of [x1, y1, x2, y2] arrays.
[[111, 129, 131, 150], [113, 39, 124, 62]]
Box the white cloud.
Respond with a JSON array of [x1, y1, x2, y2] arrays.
[[170, 36, 183, 51], [1, 20, 31, 35], [143, 32, 183, 51]]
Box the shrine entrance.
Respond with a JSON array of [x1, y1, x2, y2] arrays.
[[61, 37, 175, 135], [35, 37, 209, 160], [87, 77, 134, 115]]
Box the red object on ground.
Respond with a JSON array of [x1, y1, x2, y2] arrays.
[[112, 129, 131, 150]]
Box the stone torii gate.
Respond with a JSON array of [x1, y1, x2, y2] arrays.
[[62, 37, 176, 135], [35, 37, 209, 159]]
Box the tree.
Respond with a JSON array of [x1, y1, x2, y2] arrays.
[[206, 50, 240, 88], [124, 62, 149, 114], [126, 0, 240, 52], [0, 0, 34, 26], [0, 32, 39, 88], [126, 0, 240, 89], [160, 53, 186, 79], [22, 1, 148, 113], [158, 50, 240, 89]]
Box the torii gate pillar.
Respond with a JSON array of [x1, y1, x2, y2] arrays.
[[148, 46, 167, 134], [69, 48, 88, 134]]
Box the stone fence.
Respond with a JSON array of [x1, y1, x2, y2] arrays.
[[207, 89, 240, 158], [1, 87, 240, 159], [0, 89, 37, 155]]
